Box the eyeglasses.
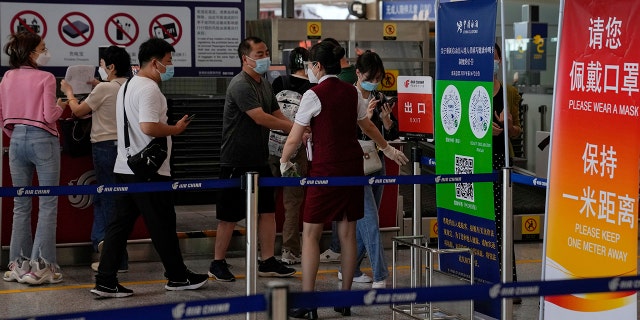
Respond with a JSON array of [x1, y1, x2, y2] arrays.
[[33, 47, 48, 54]]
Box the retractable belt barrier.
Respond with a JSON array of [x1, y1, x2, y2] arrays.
[[0, 173, 499, 198], [420, 155, 548, 188], [10, 274, 640, 320], [0, 156, 549, 199], [1, 162, 550, 320]]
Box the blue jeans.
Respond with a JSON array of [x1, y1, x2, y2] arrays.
[[91, 141, 117, 249], [338, 153, 388, 281], [92, 140, 128, 269], [355, 153, 388, 281], [8, 125, 60, 265]]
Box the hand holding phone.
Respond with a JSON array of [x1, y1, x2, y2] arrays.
[[186, 114, 196, 122], [386, 96, 398, 106]]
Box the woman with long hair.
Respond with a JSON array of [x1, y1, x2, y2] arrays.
[[0, 31, 67, 285]]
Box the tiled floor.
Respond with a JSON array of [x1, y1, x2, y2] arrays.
[[0, 229, 546, 320]]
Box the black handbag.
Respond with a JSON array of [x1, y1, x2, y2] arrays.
[[59, 116, 92, 157], [122, 80, 168, 180]]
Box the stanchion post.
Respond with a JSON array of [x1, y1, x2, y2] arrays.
[[501, 167, 513, 320], [392, 239, 397, 320], [245, 172, 259, 320], [410, 147, 423, 289], [267, 281, 289, 320]]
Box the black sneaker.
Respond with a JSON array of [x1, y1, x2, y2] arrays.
[[90, 282, 133, 298], [258, 256, 296, 277], [165, 269, 208, 291], [208, 259, 235, 282]]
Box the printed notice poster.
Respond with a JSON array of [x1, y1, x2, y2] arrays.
[[0, 0, 244, 77], [435, 0, 497, 317], [397, 76, 433, 140], [542, 0, 640, 319]]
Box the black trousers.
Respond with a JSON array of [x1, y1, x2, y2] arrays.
[[96, 173, 187, 284]]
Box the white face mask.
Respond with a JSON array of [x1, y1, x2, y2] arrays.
[[35, 51, 51, 66], [307, 64, 319, 84], [98, 66, 109, 81]]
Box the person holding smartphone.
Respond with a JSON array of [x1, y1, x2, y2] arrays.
[[347, 50, 399, 289]]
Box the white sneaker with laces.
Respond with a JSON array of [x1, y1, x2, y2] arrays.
[[3, 259, 30, 283], [281, 249, 301, 265], [319, 249, 341, 263], [372, 280, 387, 289], [22, 260, 62, 285], [338, 271, 372, 283]]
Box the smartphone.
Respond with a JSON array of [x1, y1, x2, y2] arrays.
[[386, 96, 398, 106], [186, 114, 196, 122], [376, 96, 397, 113]]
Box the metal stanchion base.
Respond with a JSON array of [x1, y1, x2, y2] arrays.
[[392, 304, 462, 320], [392, 236, 474, 320]]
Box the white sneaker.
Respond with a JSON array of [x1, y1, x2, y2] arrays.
[[319, 249, 341, 263], [3, 259, 30, 283], [338, 271, 372, 283], [22, 260, 62, 285], [281, 249, 301, 265], [372, 280, 387, 288]]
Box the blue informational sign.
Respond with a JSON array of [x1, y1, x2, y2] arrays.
[[435, 0, 496, 82], [435, 0, 499, 317], [381, 0, 436, 21]]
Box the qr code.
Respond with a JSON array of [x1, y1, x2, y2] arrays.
[[455, 155, 474, 202]]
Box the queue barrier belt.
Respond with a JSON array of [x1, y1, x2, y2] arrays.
[[2, 164, 551, 319], [420, 155, 547, 188], [10, 274, 640, 320], [0, 173, 500, 198]]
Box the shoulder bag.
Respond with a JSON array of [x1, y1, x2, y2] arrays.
[[59, 115, 92, 157], [122, 80, 168, 180], [359, 139, 382, 175]]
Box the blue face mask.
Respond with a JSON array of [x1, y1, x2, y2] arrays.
[[157, 61, 175, 81], [247, 56, 271, 75], [493, 60, 500, 75], [361, 81, 378, 92]]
